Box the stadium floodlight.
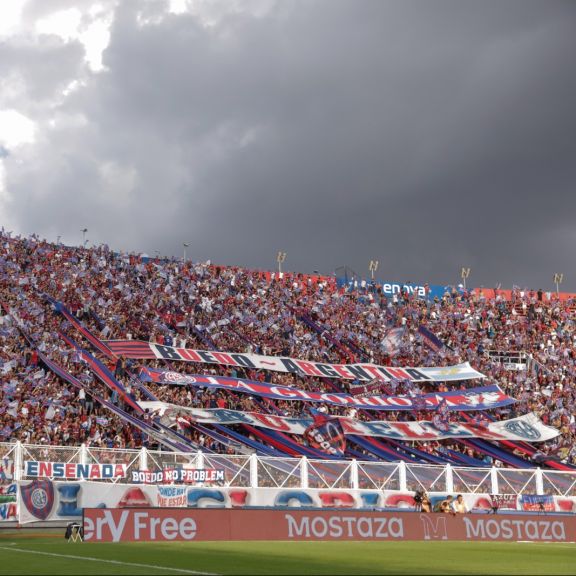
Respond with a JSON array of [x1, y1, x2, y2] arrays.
[[369, 260, 379, 281], [183, 242, 189, 262], [460, 267, 471, 291], [553, 273, 563, 295], [57, 235, 61, 245], [276, 251, 287, 274], [81, 228, 88, 247]]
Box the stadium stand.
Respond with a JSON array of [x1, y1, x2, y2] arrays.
[[1, 229, 575, 470]]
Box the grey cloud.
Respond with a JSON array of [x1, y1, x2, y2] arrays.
[[0, 38, 84, 105], [3, 0, 576, 290], [21, 0, 118, 24]]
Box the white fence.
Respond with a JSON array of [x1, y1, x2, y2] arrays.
[[2, 441, 576, 497], [486, 350, 530, 370]]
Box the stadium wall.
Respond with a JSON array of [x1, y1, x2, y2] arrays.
[[6, 481, 576, 525], [83, 507, 576, 543]]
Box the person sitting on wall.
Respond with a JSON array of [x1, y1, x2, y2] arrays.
[[435, 495, 455, 514], [452, 494, 468, 514], [421, 492, 432, 513]]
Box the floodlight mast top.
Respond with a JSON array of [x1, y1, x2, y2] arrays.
[[277, 251, 287, 274], [553, 273, 563, 295], [460, 267, 471, 291]]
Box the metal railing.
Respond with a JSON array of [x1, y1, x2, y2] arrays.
[[486, 350, 530, 370], [2, 441, 575, 496]]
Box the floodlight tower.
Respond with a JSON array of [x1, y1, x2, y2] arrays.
[[277, 251, 287, 274], [460, 267, 471, 291], [553, 273, 564, 296]]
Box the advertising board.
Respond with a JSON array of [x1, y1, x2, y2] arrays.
[[83, 508, 576, 543]]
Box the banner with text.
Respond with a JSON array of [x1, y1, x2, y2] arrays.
[[131, 469, 225, 485], [0, 483, 17, 522], [24, 461, 127, 480], [106, 340, 485, 383], [16, 480, 576, 524], [138, 369, 511, 412], [140, 403, 559, 443], [0, 458, 13, 481], [84, 507, 576, 542]]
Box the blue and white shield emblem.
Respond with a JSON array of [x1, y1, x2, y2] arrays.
[[503, 420, 542, 441]]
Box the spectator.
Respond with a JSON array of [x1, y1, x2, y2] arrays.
[[452, 494, 468, 514]]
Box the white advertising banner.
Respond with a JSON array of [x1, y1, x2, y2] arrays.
[[15, 480, 576, 524]]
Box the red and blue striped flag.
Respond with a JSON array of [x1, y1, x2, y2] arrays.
[[417, 325, 446, 353]]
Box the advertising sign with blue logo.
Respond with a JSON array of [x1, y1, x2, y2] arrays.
[[336, 278, 464, 300]]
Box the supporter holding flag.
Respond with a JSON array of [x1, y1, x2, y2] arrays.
[[348, 378, 381, 397], [304, 408, 346, 457], [432, 398, 451, 432], [417, 325, 446, 354], [410, 392, 428, 413], [470, 412, 489, 429], [381, 327, 405, 356]]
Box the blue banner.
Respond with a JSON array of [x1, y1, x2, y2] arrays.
[[139, 368, 515, 412], [336, 278, 463, 301]]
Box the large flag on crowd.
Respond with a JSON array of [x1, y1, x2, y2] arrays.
[[304, 411, 347, 456], [138, 367, 514, 411], [105, 340, 485, 382], [142, 403, 560, 443]]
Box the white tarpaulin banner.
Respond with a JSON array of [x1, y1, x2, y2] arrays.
[[105, 340, 485, 382], [15, 481, 576, 524], [139, 402, 559, 443]]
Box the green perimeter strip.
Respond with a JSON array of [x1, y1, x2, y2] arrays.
[[0, 545, 217, 575], [0, 539, 574, 575]]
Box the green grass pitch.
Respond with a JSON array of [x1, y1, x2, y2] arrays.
[[0, 532, 574, 575]]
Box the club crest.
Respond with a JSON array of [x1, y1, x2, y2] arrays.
[[20, 479, 55, 520], [503, 420, 541, 440]]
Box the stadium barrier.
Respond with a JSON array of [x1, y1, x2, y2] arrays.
[[83, 507, 576, 543], [2, 441, 576, 523], [12, 480, 576, 524], [2, 441, 576, 495]]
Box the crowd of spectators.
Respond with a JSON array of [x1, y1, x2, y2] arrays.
[[0, 229, 575, 467]]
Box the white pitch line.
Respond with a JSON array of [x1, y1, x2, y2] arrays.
[[0, 546, 218, 575]]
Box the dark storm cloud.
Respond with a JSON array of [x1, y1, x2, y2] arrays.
[[3, 0, 576, 290]]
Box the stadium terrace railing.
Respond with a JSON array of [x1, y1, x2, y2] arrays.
[[1, 441, 575, 496], [485, 350, 530, 371]]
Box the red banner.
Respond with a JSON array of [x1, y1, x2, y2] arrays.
[[84, 508, 576, 543]]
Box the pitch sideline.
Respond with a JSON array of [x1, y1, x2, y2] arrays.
[[0, 545, 219, 575]]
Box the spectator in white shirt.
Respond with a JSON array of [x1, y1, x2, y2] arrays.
[[452, 494, 468, 514]]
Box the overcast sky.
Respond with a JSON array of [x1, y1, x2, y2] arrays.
[[1, 0, 575, 290]]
